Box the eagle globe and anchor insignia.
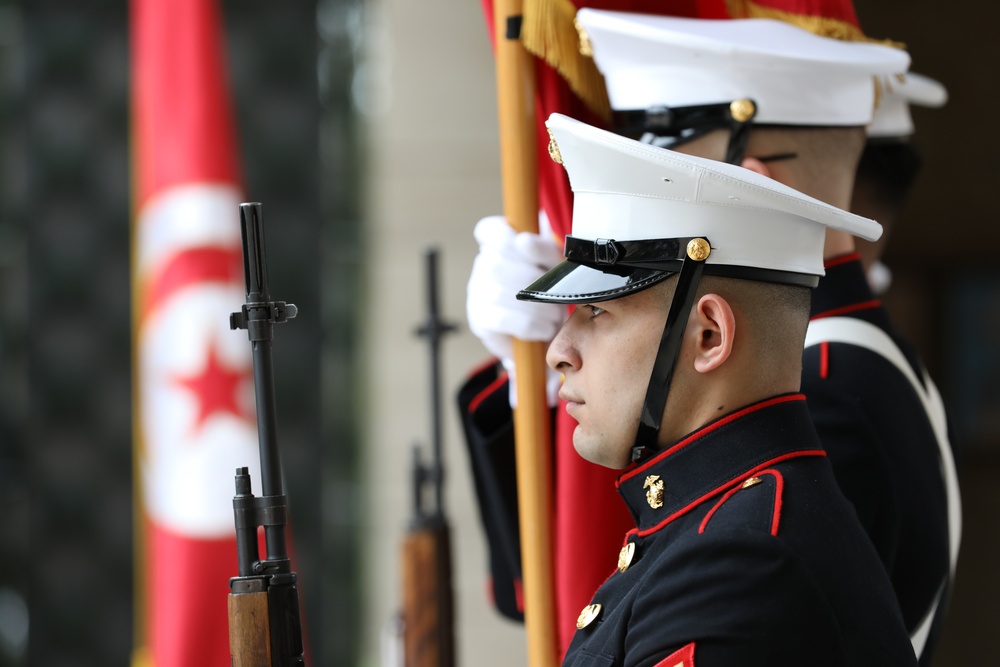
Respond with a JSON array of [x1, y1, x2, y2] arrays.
[[644, 474, 665, 509]]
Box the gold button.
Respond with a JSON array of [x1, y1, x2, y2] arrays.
[[618, 542, 635, 573], [686, 238, 711, 261], [729, 98, 756, 123], [547, 129, 563, 164], [576, 603, 602, 629], [741, 476, 763, 489]]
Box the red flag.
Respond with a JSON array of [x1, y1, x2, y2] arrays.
[[130, 1, 253, 665]]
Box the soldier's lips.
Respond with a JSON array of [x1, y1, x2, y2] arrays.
[[561, 392, 584, 413]]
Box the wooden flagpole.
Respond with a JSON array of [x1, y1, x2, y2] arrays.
[[492, 1, 558, 666]]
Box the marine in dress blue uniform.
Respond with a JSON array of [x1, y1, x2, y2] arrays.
[[802, 72, 959, 665], [573, 14, 958, 663], [519, 113, 917, 667], [804, 257, 959, 662]]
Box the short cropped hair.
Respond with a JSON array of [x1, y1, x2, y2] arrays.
[[854, 139, 923, 212], [699, 275, 811, 356]]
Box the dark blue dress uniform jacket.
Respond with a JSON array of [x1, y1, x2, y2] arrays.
[[802, 256, 955, 665], [562, 395, 917, 667]]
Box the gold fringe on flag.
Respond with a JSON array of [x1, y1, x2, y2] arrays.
[[521, 0, 612, 121], [726, 0, 905, 48]]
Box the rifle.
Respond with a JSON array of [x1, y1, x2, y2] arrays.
[[401, 248, 457, 667], [227, 202, 306, 667]]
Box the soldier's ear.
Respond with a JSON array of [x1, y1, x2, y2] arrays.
[[690, 293, 735, 374]]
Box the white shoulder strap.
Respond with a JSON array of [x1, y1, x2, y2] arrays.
[[805, 316, 962, 658]]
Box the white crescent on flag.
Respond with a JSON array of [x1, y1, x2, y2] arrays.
[[137, 183, 261, 538]]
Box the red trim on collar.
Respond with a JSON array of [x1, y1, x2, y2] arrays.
[[698, 469, 785, 536], [618, 394, 806, 487], [810, 299, 881, 320], [467, 370, 509, 414], [819, 342, 830, 379], [824, 252, 861, 269], [654, 641, 696, 667], [636, 450, 823, 538]]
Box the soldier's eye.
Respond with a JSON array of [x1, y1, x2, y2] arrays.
[[584, 305, 604, 318]]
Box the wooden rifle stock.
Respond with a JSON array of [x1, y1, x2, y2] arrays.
[[228, 203, 305, 667], [401, 248, 457, 667], [401, 514, 453, 667]]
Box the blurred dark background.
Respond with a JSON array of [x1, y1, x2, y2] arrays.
[[0, 0, 363, 665], [0, 0, 995, 665], [857, 2, 1000, 662]]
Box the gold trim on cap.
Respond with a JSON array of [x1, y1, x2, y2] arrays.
[[686, 238, 711, 262], [729, 99, 756, 123], [547, 128, 563, 164], [576, 603, 602, 629], [617, 542, 636, 573]]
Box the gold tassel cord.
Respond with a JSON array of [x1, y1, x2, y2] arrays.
[[521, 0, 612, 121]]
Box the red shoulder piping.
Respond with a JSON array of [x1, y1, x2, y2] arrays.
[[698, 469, 785, 536]]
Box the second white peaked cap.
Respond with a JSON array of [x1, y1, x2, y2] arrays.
[[576, 9, 911, 127], [868, 71, 948, 138], [519, 114, 882, 304]]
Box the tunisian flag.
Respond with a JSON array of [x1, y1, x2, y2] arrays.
[[130, 1, 255, 665]]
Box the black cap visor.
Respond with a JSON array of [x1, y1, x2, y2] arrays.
[[517, 235, 702, 304], [517, 260, 674, 304]]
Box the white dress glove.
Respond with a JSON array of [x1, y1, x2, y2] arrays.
[[466, 214, 566, 406]]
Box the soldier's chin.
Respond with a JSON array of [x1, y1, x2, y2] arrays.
[[573, 430, 632, 470]]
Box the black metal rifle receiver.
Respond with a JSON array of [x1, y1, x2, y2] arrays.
[[227, 202, 305, 667]]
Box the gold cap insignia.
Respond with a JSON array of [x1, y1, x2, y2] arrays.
[[618, 542, 636, 573], [686, 238, 711, 262], [741, 476, 763, 489], [729, 99, 756, 123], [643, 475, 665, 509], [547, 129, 563, 164], [576, 603, 602, 630]]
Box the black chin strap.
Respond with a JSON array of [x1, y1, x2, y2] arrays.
[[724, 121, 752, 165], [632, 248, 708, 461]]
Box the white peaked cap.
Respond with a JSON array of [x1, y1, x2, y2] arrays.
[[576, 9, 910, 127], [519, 114, 882, 304], [868, 71, 948, 138]]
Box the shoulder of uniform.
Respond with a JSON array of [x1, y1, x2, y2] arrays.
[[698, 471, 784, 537]]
